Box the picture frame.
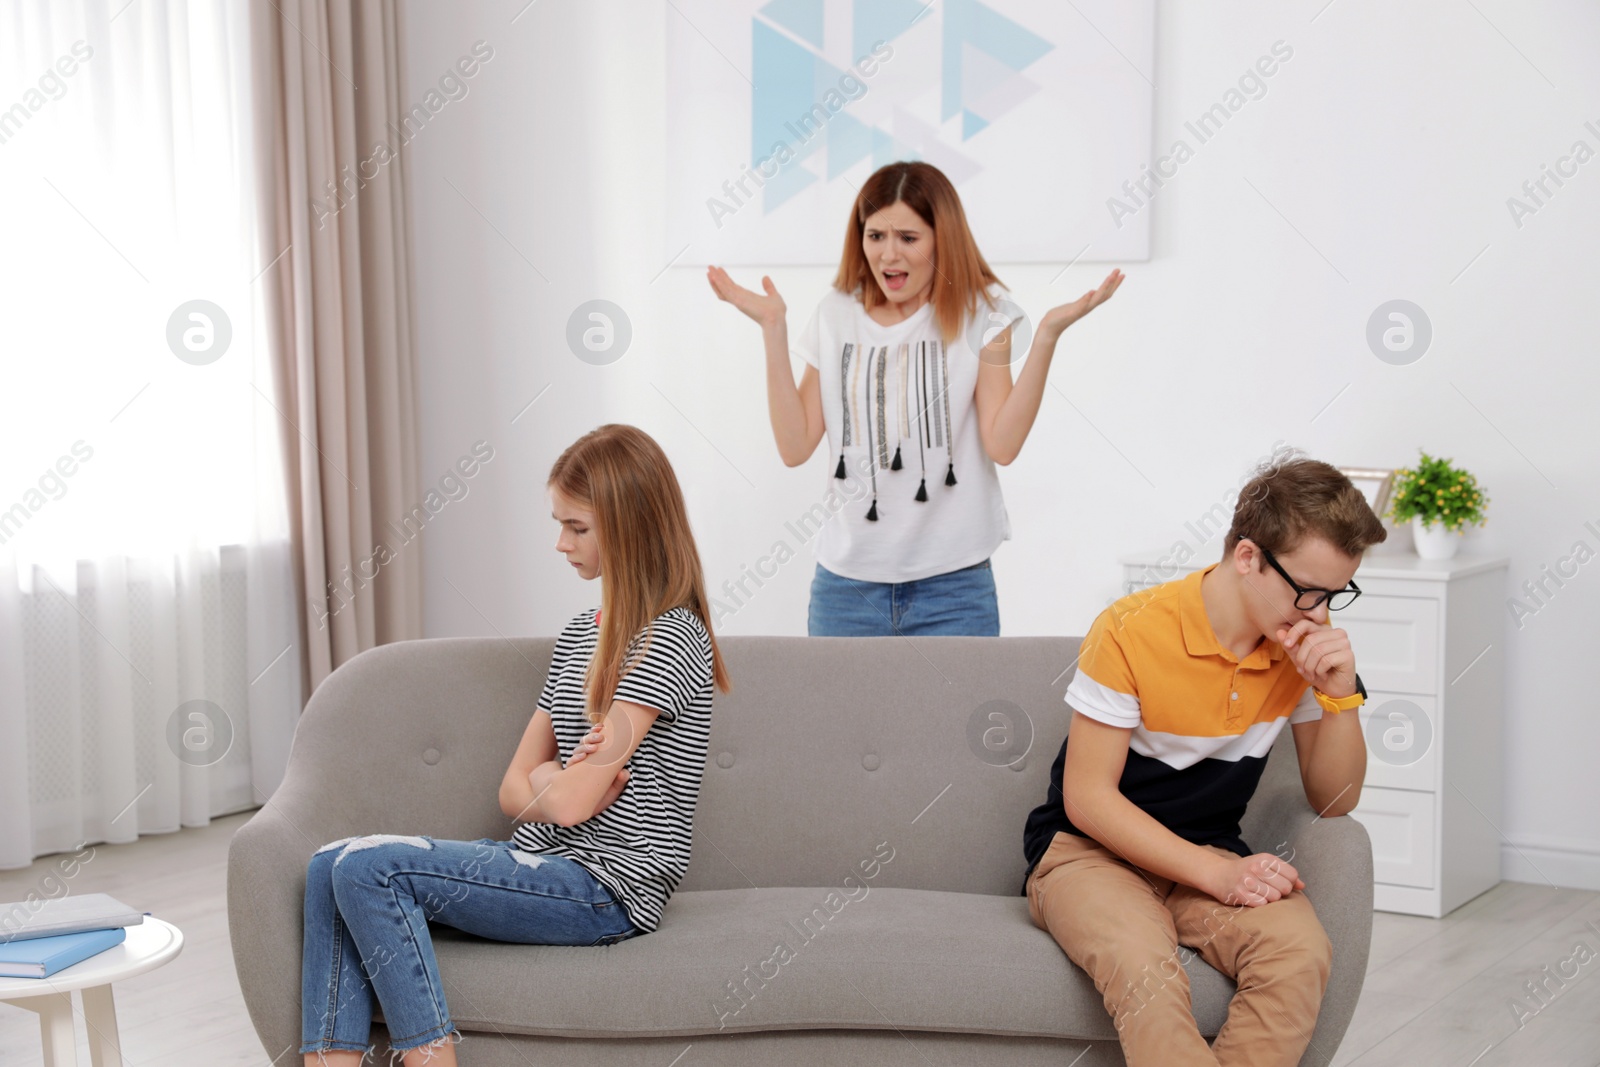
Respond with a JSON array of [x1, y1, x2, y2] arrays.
[[664, 0, 1156, 266], [1339, 467, 1396, 519]]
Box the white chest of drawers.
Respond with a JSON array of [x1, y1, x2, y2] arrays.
[[1117, 549, 1509, 917]]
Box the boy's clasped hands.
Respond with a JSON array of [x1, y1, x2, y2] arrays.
[[1209, 853, 1306, 909]]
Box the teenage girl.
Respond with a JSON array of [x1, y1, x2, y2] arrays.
[[300, 423, 730, 1066], [708, 160, 1123, 636]]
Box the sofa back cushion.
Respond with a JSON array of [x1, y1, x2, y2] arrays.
[[288, 633, 1080, 897], [288, 633, 1300, 899], [680, 636, 1079, 897]]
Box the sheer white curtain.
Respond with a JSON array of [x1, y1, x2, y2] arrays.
[[0, 1, 302, 868]]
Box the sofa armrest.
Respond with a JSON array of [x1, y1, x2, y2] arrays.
[[1286, 813, 1373, 1067], [227, 636, 552, 1058], [228, 798, 323, 1062], [1242, 745, 1374, 1067]]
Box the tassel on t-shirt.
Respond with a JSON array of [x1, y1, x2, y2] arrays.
[[837, 343, 855, 482], [833, 331, 964, 514], [869, 346, 892, 518]]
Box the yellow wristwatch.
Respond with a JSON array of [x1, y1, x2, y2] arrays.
[[1313, 674, 1367, 715]]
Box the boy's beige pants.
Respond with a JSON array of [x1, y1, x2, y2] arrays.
[[1025, 830, 1333, 1067]]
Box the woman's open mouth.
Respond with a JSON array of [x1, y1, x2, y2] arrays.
[[883, 269, 908, 291]]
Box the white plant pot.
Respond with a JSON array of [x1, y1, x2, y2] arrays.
[[1411, 515, 1460, 560]]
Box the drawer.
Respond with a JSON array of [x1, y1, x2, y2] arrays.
[[1337, 595, 1438, 694], [1348, 787, 1435, 888], [1357, 693, 1437, 791]]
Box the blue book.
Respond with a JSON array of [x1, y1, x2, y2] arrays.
[[0, 926, 126, 979]]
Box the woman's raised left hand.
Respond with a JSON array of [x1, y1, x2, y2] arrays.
[[1039, 268, 1124, 338]]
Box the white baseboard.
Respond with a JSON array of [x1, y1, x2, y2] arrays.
[[1502, 840, 1600, 891]]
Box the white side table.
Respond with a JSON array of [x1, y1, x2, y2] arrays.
[[1118, 550, 1509, 917], [0, 917, 183, 1066]]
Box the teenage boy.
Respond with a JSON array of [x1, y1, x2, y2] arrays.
[[1022, 456, 1386, 1067]]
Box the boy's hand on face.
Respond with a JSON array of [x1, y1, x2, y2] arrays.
[[1276, 619, 1359, 699], [1208, 852, 1305, 907]]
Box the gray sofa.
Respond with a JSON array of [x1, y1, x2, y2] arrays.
[[229, 634, 1373, 1066]]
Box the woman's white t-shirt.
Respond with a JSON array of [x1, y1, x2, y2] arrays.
[[791, 285, 1012, 584]]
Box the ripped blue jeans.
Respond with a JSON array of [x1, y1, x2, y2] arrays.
[[300, 835, 639, 1061]]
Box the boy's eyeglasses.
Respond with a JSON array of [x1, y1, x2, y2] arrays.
[[1253, 543, 1362, 611]]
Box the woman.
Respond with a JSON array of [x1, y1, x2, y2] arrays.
[[300, 423, 731, 1066], [708, 160, 1123, 636]]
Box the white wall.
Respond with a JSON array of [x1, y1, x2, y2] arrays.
[[399, 1, 1600, 888]]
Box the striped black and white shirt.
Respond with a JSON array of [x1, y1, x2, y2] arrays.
[[512, 606, 714, 933]]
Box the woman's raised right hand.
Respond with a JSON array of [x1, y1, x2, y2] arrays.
[[707, 265, 786, 329]]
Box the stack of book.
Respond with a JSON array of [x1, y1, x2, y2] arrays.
[[0, 894, 147, 979]]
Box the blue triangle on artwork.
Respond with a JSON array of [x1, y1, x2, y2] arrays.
[[962, 109, 990, 139], [813, 52, 847, 101], [753, 21, 825, 168], [871, 127, 899, 168], [852, 0, 928, 62], [759, 0, 824, 49], [828, 111, 873, 176], [762, 160, 817, 212], [941, 0, 1053, 121]]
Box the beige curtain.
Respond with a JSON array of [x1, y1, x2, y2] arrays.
[[250, 0, 423, 696]]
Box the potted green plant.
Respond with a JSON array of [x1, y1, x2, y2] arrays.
[[1386, 452, 1488, 560]]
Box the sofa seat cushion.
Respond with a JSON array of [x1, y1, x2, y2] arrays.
[[402, 886, 1237, 1041]]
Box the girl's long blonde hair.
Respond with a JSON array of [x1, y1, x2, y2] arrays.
[[832, 161, 1005, 344], [548, 424, 730, 721]]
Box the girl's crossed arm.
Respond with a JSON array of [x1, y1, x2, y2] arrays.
[[499, 703, 659, 827]]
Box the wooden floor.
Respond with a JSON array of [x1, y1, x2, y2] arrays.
[[0, 812, 1596, 1066], [0, 812, 268, 1066]]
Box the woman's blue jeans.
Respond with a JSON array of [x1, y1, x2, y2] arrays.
[[300, 834, 638, 1059], [807, 558, 1001, 636]]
